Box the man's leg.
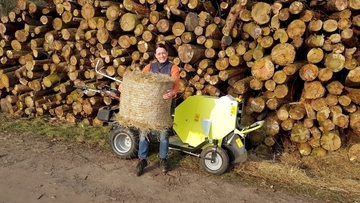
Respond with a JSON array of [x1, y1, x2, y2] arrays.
[[136, 129, 149, 176], [138, 129, 149, 159], [159, 129, 169, 173]]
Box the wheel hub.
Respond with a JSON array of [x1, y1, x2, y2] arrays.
[[204, 153, 222, 170], [114, 133, 132, 153]]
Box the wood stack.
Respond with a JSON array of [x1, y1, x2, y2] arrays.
[[0, 0, 359, 161]]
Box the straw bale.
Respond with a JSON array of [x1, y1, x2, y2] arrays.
[[116, 70, 174, 131]]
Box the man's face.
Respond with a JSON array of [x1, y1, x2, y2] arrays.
[[155, 47, 168, 63]]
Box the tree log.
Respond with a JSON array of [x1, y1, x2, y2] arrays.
[[251, 2, 271, 25], [302, 81, 325, 99], [324, 53, 345, 72], [299, 63, 319, 81], [222, 1, 243, 36], [326, 80, 344, 95], [120, 13, 140, 32], [291, 122, 310, 143], [177, 44, 206, 64], [347, 131, 360, 162], [320, 130, 341, 151], [251, 56, 274, 81]]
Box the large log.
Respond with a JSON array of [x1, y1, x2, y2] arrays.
[[291, 122, 310, 143], [320, 130, 341, 151], [184, 12, 199, 32], [177, 44, 206, 64], [120, 13, 140, 32], [302, 81, 326, 99], [251, 56, 274, 81], [271, 43, 296, 66], [287, 19, 306, 39], [251, 2, 271, 25], [324, 53, 345, 73], [263, 113, 281, 136]]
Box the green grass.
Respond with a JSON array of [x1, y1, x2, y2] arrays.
[[0, 0, 48, 16], [0, 113, 111, 149]]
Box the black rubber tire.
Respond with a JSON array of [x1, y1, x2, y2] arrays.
[[109, 127, 139, 159], [222, 145, 235, 163], [199, 146, 230, 175]]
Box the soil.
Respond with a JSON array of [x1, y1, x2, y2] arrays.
[[0, 130, 328, 203]]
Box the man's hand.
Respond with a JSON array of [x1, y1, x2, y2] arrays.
[[163, 89, 174, 101], [118, 83, 123, 92]]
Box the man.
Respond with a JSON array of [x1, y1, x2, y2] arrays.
[[120, 43, 180, 176]]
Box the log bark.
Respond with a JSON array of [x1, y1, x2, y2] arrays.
[[123, 0, 151, 18], [218, 67, 246, 81], [345, 87, 360, 105], [345, 66, 360, 87], [249, 95, 267, 113], [184, 12, 199, 32], [232, 76, 253, 94], [349, 109, 360, 132], [222, 1, 243, 36]]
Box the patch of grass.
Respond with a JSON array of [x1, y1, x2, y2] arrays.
[[0, 0, 48, 16], [234, 152, 360, 202], [0, 113, 111, 149]]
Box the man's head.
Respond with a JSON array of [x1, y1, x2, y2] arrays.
[[155, 43, 168, 63]]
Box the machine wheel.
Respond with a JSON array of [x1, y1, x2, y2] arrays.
[[109, 127, 139, 159], [199, 147, 230, 175]]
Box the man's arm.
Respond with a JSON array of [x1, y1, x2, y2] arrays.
[[170, 64, 180, 97], [142, 64, 151, 73]]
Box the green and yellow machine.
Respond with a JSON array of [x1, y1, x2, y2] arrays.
[[169, 95, 264, 174], [104, 94, 264, 175]]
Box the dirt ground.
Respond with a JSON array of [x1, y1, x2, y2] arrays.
[[0, 130, 331, 203]]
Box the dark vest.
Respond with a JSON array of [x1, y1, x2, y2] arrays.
[[150, 61, 173, 75]]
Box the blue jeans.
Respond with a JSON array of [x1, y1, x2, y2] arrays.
[[138, 129, 169, 159]]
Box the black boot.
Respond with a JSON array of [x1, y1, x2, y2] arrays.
[[159, 158, 168, 173], [135, 159, 148, 176]]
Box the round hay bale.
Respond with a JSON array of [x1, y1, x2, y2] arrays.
[[116, 70, 174, 131]]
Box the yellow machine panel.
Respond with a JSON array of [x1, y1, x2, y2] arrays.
[[173, 95, 238, 147]]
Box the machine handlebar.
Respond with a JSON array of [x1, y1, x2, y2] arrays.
[[236, 120, 265, 136], [74, 84, 120, 101]]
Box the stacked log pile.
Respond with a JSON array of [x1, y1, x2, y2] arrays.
[[0, 0, 359, 161]]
